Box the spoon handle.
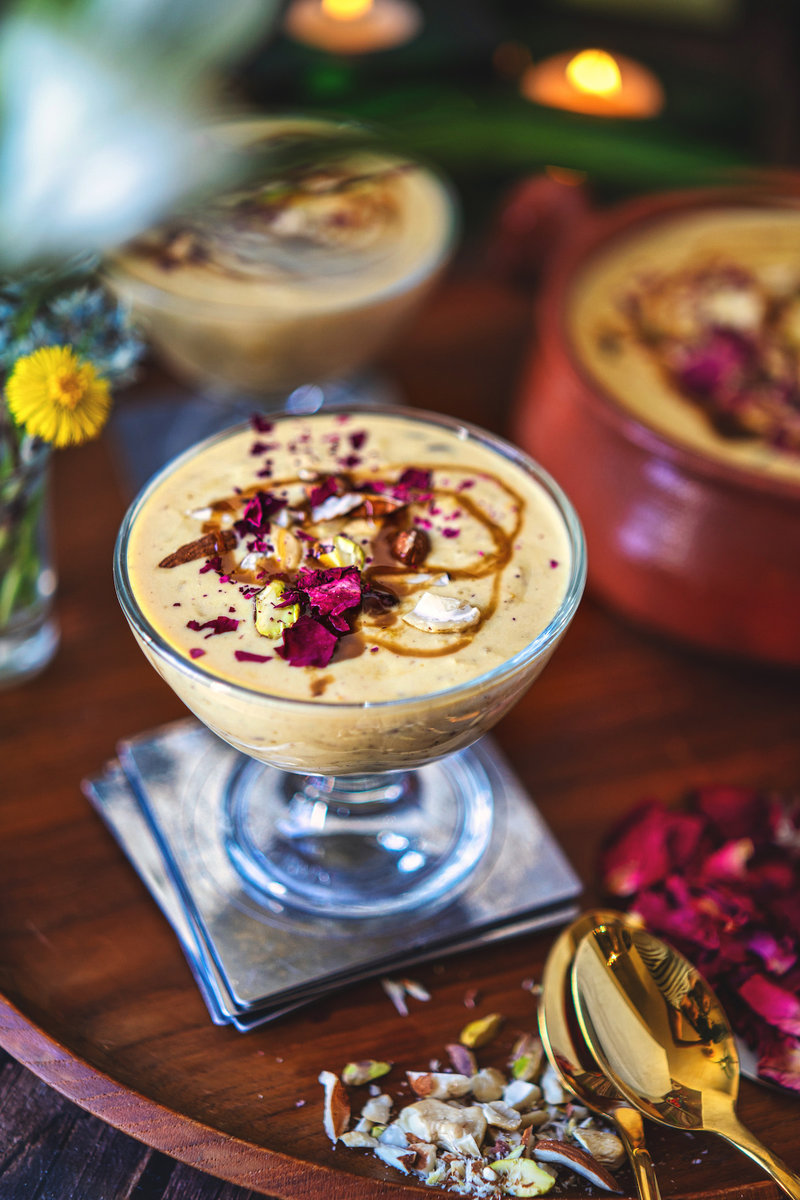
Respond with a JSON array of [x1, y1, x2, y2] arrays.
[[715, 1114, 800, 1200], [613, 1109, 662, 1200]]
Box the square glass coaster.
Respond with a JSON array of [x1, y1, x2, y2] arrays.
[[85, 720, 582, 1029]]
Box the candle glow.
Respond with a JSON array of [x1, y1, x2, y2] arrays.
[[322, 0, 372, 19], [521, 48, 664, 119], [284, 0, 421, 54], [566, 49, 622, 98]]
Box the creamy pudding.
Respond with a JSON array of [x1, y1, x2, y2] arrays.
[[106, 118, 456, 395], [117, 408, 582, 774], [569, 206, 800, 483]]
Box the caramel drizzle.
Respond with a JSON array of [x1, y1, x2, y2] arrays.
[[193, 466, 527, 661]]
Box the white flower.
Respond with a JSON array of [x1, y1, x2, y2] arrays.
[[0, 0, 279, 269]]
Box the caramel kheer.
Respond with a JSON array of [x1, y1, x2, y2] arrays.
[[106, 118, 455, 394], [126, 411, 570, 711], [570, 206, 800, 482]]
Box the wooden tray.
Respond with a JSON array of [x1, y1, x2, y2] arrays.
[[2, 302, 800, 1197]]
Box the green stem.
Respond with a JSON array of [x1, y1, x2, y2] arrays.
[[0, 451, 49, 630]]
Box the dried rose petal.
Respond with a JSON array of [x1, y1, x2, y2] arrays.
[[758, 1035, 800, 1091], [296, 567, 362, 618], [277, 615, 338, 668], [602, 785, 800, 1093], [397, 468, 432, 490], [187, 616, 239, 638], [600, 800, 706, 896], [693, 786, 765, 841], [747, 932, 797, 976], [235, 491, 285, 537], [738, 975, 800, 1037], [234, 650, 272, 663], [672, 330, 751, 398], [250, 414, 274, 433], [699, 838, 754, 883]]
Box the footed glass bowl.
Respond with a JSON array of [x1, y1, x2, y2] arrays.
[[114, 407, 585, 918]]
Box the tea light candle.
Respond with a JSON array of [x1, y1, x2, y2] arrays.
[[284, 0, 422, 55], [521, 48, 664, 119]]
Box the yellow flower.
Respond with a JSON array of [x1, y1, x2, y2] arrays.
[[5, 345, 111, 448]]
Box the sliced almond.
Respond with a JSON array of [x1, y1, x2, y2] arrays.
[[349, 494, 404, 520], [339, 1130, 378, 1148], [158, 528, 236, 568], [481, 1100, 522, 1131], [397, 1098, 487, 1156], [378, 1123, 409, 1148], [374, 1143, 416, 1174], [310, 492, 364, 522], [318, 1070, 350, 1143], [411, 1142, 438, 1174], [401, 978, 431, 1002], [406, 1071, 472, 1100], [470, 1066, 507, 1101], [519, 1109, 551, 1130], [360, 1093, 392, 1123], [503, 1079, 542, 1111], [573, 1127, 626, 1169], [540, 1063, 567, 1106], [532, 1140, 621, 1192]]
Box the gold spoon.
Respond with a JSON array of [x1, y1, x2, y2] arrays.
[[572, 919, 800, 1200], [539, 910, 662, 1200]]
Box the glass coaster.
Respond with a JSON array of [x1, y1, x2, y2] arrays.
[[84, 719, 582, 1029]]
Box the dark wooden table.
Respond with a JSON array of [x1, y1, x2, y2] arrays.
[[1, 269, 799, 1200]]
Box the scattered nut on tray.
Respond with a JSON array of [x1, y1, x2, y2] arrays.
[[318, 1009, 626, 1196]]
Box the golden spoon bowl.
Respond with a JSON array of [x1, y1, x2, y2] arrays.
[[539, 910, 662, 1200], [572, 919, 800, 1200]]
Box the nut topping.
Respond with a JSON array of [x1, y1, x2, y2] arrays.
[[341, 1060, 392, 1087], [406, 1071, 472, 1100], [573, 1127, 626, 1169], [459, 1012, 504, 1049], [532, 1141, 621, 1193], [158, 528, 236, 568], [445, 1043, 477, 1076], [318, 992, 629, 1196], [318, 1070, 350, 1143], [389, 527, 430, 567], [490, 1156, 556, 1197]]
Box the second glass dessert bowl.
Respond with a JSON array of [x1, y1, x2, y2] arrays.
[[114, 406, 585, 920], [105, 115, 457, 408]]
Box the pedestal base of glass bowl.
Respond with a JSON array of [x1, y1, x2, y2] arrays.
[[223, 750, 494, 919]]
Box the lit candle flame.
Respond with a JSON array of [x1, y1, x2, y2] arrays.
[[322, 0, 373, 20], [565, 49, 622, 98]]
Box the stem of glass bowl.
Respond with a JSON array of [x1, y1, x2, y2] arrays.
[[222, 750, 495, 920]]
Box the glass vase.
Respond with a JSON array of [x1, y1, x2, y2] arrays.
[[0, 439, 59, 686]]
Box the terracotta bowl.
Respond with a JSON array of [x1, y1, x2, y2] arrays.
[[513, 185, 800, 666]]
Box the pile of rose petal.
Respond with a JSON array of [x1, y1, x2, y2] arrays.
[[600, 786, 800, 1092]]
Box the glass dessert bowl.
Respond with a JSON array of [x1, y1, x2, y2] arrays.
[[114, 405, 585, 919], [105, 116, 457, 403]]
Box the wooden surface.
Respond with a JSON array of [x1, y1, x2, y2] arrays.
[[1, 269, 799, 1200]]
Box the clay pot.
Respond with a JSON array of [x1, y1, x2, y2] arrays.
[[513, 185, 800, 666]]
